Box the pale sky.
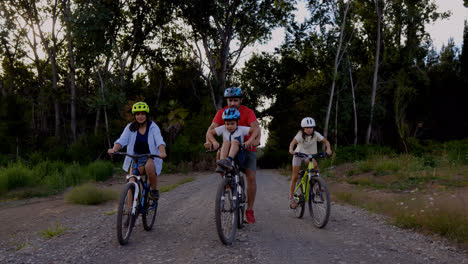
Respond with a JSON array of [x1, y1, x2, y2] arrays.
[[243, 0, 468, 61]]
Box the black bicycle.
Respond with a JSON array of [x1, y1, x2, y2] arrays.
[[292, 152, 331, 228], [113, 152, 160, 245], [208, 148, 247, 245]]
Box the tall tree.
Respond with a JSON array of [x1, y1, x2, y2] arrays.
[[13, 0, 63, 138], [365, 0, 383, 144], [61, 0, 77, 142], [178, 0, 294, 110], [323, 0, 352, 140]]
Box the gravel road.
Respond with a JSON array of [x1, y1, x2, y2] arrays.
[[1, 169, 466, 264]]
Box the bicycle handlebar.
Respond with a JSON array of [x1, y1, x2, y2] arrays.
[[113, 152, 161, 159], [294, 152, 328, 159]]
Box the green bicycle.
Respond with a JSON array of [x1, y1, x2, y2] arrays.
[[292, 152, 331, 228]]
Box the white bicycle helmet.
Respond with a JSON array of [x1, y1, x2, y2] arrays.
[[301, 117, 316, 128]]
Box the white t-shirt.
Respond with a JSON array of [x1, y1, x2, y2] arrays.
[[294, 131, 324, 155], [215, 125, 251, 143]]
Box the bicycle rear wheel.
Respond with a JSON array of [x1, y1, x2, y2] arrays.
[[215, 178, 238, 245], [117, 183, 137, 245], [293, 180, 305, 218], [142, 188, 158, 231], [308, 177, 331, 228]]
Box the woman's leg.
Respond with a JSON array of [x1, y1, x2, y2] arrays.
[[144, 158, 157, 190]]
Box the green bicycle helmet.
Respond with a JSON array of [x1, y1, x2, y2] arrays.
[[132, 102, 150, 114]]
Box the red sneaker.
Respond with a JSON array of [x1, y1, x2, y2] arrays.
[[246, 209, 255, 224]]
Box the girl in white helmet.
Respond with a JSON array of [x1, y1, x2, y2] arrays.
[[288, 117, 332, 209]]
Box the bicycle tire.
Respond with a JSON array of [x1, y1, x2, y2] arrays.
[[142, 188, 158, 231], [308, 177, 331, 228], [117, 183, 137, 245], [293, 180, 305, 218], [215, 178, 238, 245], [237, 174, 246, 229]]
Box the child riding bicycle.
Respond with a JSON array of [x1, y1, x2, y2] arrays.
[[288, 117, 332, 209], [108, 102, 167, 200], [206, 108, 259, 172]]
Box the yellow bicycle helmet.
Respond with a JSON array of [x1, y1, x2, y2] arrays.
[[132, 102, 150, 114]]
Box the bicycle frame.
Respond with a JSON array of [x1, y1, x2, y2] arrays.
[[126, 161, 153, 216], [293, 160, 319, 203]]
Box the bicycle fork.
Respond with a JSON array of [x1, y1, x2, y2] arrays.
[[126, 175, 141, 215]]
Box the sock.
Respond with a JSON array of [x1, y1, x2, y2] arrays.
[[228, 156, 233, 161]]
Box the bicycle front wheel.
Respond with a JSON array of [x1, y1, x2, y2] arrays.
[[237, 174, 246, 229], [117, 183, 137, 245], [293, 180, 305, 218], [215, 178, 238, 245], [142, 188, 158, 231], [308, 177, 331, 228]]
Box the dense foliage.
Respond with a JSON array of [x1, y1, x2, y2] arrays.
[[0, 0, 467, 168]]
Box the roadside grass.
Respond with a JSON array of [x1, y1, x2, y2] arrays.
[[329, 143, 468, 246], [103, 210, 117, 216], [65, 183, 118, 205], [9, 234, 29, 251], [0, 160, 116, 199], [331, 185, 468, 245], [341, 155, 468, 191], [40, 220, 69, 239], [160, 177, 195, 193]]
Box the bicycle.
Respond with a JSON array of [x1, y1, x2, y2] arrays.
[[113, 152, 161, 245], [292, 152, 331, 228], [207, 147, 247, 245]]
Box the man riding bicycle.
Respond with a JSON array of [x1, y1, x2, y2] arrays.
[[204, 87, 261, 224]]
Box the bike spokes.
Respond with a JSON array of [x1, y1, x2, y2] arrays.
[[215, 179, 238, 245], [308, 178, 331, 228]]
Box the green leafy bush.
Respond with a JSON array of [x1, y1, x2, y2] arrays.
[[87, 161, 115, 181], [0, 162, 34, 191]]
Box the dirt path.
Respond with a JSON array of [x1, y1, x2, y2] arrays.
[[1, 170, 466, 263]]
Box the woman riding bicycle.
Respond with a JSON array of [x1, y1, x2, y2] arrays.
[[288, 117, 332, 209], [108, 102, 167, 200]]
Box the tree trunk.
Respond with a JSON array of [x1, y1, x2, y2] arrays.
[[63, 0, 77, 143], [324, 0, 351, 139], [32, 0, 60, 138], [94, 109, 101, 136], [334, 89, 339, 150], [366, 0, 383, 144], [0, 80, 5, 97], [96, 68, 112, 148], [348, 58, 358, 145]]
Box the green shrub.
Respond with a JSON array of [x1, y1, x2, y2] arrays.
[[334, 144, 394, 164], [0, 162, 34, 191], [28, 151, 44, 166], [87, 161, 115, 181], [65, 183, 117, 205], [442, 139, 468, 165], [62, 163, 88, 186]]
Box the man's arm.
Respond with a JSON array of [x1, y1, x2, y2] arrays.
[[204, 122, 220, 150], [244, 121, 260, 149]]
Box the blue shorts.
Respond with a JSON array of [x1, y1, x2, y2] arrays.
[[136, 155, 150, 167], [239, 151, 256, 172]]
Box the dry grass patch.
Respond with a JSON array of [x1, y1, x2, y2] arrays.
[[330, 182, 468, 245]]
